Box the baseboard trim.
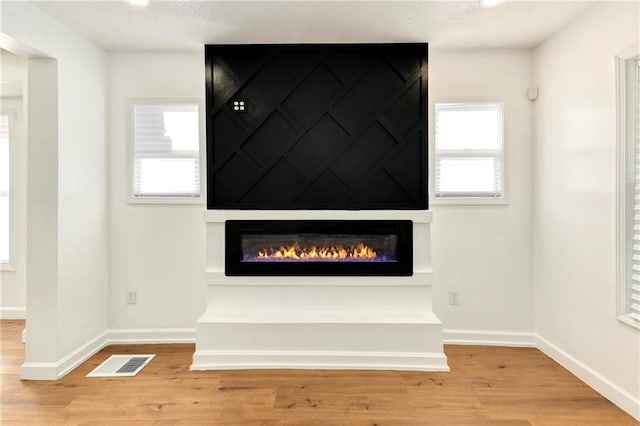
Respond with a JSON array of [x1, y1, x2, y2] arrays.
[[107, 328, 196, 344], [19, 361, 59, 380], [536, 334, 640, 421], [56, 331, 109, 379], [1, 307, 26, 319], [16, 326, 639, 422], [191, 349, 450, 372], [20, 328, 195, 380], [20, 331, 108, 380], [444, 328, 536, 347]]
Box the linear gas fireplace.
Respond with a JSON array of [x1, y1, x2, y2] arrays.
[[193, 43, 448, 373], [225, 220, 412, 276]]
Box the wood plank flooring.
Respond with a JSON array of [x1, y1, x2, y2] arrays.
[[1, 320, 636, 425]]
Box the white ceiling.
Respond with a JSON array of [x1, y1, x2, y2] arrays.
[[29, 1, 600, 52]]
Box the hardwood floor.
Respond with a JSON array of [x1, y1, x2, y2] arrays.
[[1, 320, 636, 425]]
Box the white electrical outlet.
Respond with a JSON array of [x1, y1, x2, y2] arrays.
[[127, 290, 137, 305], [448, 291, 459, 305]]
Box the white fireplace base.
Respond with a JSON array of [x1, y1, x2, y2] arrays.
[[192, 210, 448, 372], [192, 303, 448, 371]]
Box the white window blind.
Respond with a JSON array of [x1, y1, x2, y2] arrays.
[[629, 59, 640, 322], [132, 103, 200, 198], [434, 102, 504, 199], [0, 115, 9, 264]]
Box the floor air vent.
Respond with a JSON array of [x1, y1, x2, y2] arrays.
[[86, 354, 155, 377]]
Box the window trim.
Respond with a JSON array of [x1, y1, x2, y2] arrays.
[[127, 98, 206, 205], [431, 100, 507, 206], [0, 109, 17, 271], [615, 44, 640, 330]]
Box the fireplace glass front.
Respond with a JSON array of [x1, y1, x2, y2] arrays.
[[225, 220, 413, 276]]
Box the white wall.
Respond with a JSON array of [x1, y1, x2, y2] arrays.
[[430, 49, 534, 333], [25, 57, 59, 365], [1, 2, 109, 375], [1, 9, 535, 375], [108, 53, 206, 330], [5, 8, 636, 417], [533, 2, 640, 418], [0, 51, 27, 318], [106, 49, 533, 337]]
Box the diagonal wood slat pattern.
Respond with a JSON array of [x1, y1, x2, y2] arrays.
[[206, 44, 428, 210]]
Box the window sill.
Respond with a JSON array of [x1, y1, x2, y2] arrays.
[[128, 196, 204, 206], [617, 314, 640, 331], [0, 264, 16, 272], [430, 197, 508, 206]]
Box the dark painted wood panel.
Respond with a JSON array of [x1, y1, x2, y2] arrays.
[[205, 44, 428, 210]]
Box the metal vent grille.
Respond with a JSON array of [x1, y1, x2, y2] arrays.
[[86, 354, 155, 377], [116, 357, 150, 374]]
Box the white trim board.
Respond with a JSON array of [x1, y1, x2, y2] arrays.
[[20, 328, 195, 380], [446, 329, 639, 420], [536, 334, 640, 421], [443, 329, 536, 347], [204, 209, 433, 223], [1, 307, 26, 319], [191, 349, 450, 372], [17, 328, 535, 380], [20, 330, 108, 380], [107, 328, 196, 345], [17, 326, 640, 421]]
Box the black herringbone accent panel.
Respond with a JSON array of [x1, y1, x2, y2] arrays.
[[205, 44, 428, 209]]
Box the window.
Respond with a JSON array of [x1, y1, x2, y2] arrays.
[[434, 102, 504, 202], [0, 114, 9, 266], [131, 102, 201, 201], [617, 47, 640, 329]]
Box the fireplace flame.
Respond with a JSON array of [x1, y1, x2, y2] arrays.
[[257, 242, 377, 260]]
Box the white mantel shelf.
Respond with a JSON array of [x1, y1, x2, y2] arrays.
[[198, 310, 442, 324], [204, 210, 433, 223], [192, 208, 448, 372], [204, 270, 434, 286]]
